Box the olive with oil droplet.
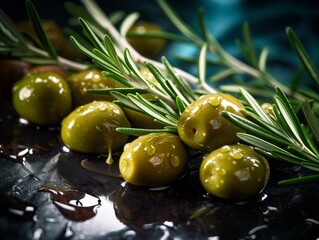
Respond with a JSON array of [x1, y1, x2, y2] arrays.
[[119, 133, 188, 187], [61, 101, 131, 164], [199, 144, 270, 200], [12, 71, 72, 125], [178, 93, 244, 152]]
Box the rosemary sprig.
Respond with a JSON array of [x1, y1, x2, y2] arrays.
[[157, 0, 319, 102], [0, 0, 88, 70], [221, 88, 319, 185], [69, 0, 218, 93], [69, 15, 202, 135]]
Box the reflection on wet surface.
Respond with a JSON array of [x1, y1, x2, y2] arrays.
[[39, 184, 101, 221], [1, 98, 319, 240], [0, 195, 37, 220], [80, 156, 122, 178]]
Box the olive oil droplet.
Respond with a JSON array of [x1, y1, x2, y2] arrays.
[[231, 151, 244, 160], [220, 145, 231, 153], [209, 95, 222, 107]]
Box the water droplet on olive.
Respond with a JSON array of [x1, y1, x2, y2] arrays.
[[209, 118, 222, 129], [220, 145, 231, 153], [178, 93, 244, 152], [119, 133, 188, 187], [209, 95, 222, 106], [199, 144, 270, 200], [145, 145, 156, 156], [231, 151, 244, 160]]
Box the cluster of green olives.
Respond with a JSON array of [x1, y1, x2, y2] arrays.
[[11, 68, 137, 161], [10, 63, 270, 200], [176, 93, 270, 200], [3, 17, 271, 201]]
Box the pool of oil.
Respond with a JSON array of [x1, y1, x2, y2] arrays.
[[1, 97, 319, 240]]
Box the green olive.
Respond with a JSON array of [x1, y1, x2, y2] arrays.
[[28, 65, 69, 79], [61, 101, 131, 164], [119, 133, 188, 187], [66, 69, 120, 107], [178, 93, 244, 152], [12, 71, 72, 125], [200, 144, 270, 200], [127, 22, 167, 57]]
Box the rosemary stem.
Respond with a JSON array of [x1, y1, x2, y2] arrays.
[[222, 51, 260, 78], [199, 76, 218, 93], [263, 72, 306, 101], [57, 56, 89, 71], [27, 44, 88, 71], [221, 49, 306, 100]]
